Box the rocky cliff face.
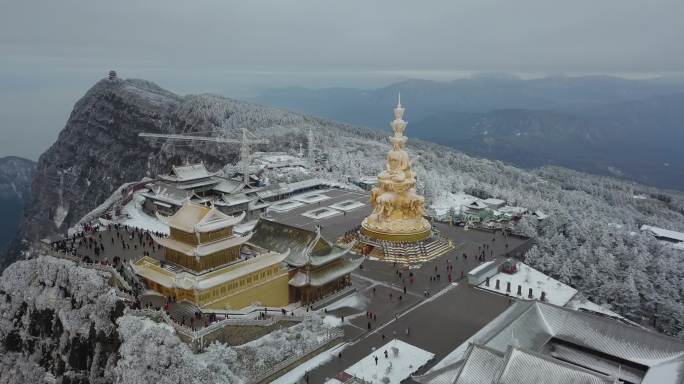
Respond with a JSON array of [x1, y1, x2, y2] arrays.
[[4, 76, 371, 268], [0, 156, 35, 201], [0, 156, 35, 255]]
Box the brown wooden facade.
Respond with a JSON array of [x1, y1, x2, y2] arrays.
[[169, 227, 233, 246]]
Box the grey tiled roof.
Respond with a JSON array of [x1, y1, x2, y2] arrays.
[[249, 218, 351, 268], [415, 301, 684, 384], [495, 347, 614, 384], [453, 344, 505, 384]]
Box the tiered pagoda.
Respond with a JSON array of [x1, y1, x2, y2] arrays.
[[132, 201, 292, 309], [359, 96, 453, 264]]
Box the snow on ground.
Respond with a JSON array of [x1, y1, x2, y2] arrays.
[[54, 204, 69, 228], [271, 343, 348, 384], [324, 292, 369, 311], [332, 339, 434, 384], [323, 315, 343, 327], [430, 192, 478, 217], [478, 262, 577, 306], [118, 193, 170, 235], [69, 180, 146, 235], [672, 242, 684, 251]]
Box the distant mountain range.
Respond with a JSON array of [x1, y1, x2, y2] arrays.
[[254, 75, 684, 190], [0, 156, 35, 254]]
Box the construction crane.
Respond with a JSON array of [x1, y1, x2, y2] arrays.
[[138, 128, 268, 185]]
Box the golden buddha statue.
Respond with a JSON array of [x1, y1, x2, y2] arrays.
[[362, 95, 431, 242]]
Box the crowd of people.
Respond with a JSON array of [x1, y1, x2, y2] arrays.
[[51, 223, 167, 267]]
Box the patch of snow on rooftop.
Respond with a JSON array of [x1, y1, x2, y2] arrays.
[[478, 262, 577, 306], [341, 339, 434, 384], [565, 296, 623, 319], [430, 192, 477, 217]]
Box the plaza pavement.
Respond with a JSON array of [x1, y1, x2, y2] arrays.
[[300, 225, 526, 383], [65, 201, 531, 383]]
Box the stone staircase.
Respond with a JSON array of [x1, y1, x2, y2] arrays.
[[168, 301, 202, 324], [358, 230, 455, 264], [423, 234, 454, 258], [381, 234, 454, 264]]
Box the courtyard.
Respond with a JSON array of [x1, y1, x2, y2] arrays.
[[51, 188, 532, 383]]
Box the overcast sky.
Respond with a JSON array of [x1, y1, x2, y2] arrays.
[[1, 0, 683, 160]]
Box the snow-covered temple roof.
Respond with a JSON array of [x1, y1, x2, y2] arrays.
[[640, 225, 684, 242], [414, 301, 684, 384], [142, 183, 190, 206], [249, 218, 354, 268], [483, 198, 506, 207], [249, 217, 315, 257], [496, 347, 614, 384], [429, 342, 614, 384], [288, 257, 363, 288], [151, 232, 252, 257], [251, 151, 308, 169], [255, 178, 328, 200], [467, 200, 489, 210], [162, 162, 213, 181], [211, 178, 244, 194], [156, 201, 245, 233], [499, 206, 528, 215], [214, 193, 252, 207]]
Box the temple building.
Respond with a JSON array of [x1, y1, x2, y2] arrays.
[[131, 201, 291, 309], [141, 160, 332, 219], [358, 96, 453, 264], [131, 200, 362, 309], [249, 218, 363, 305], [158, 162, 219, 193]]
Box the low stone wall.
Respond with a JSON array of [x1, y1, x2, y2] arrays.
[[128, 308, 308, 352], [44, 248, 134, 292]]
